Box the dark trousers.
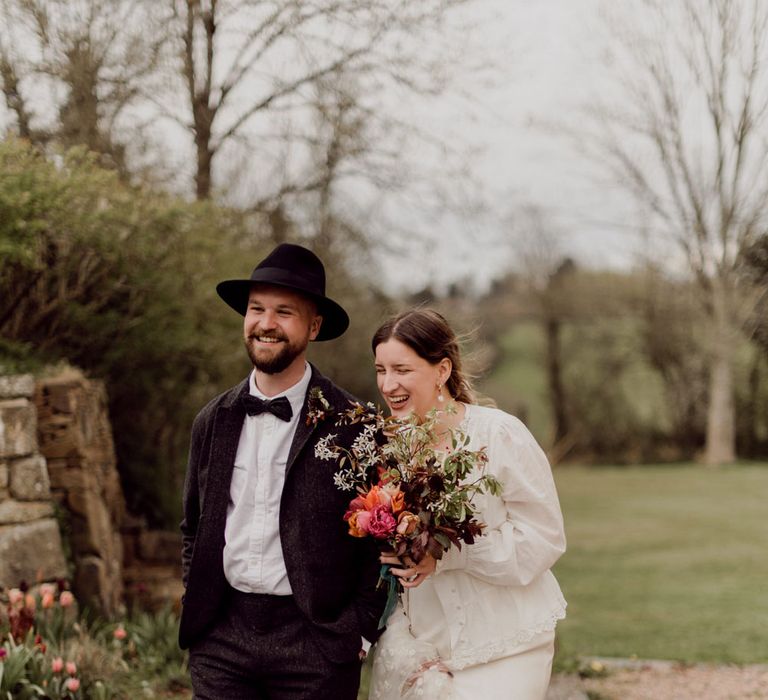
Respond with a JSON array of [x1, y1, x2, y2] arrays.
[[188, 588, 362, 700]]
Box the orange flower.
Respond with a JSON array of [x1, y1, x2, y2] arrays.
[[389, 489, 405, 515], [362, 486, 386, 509], [41, 592, 55, 609], [348, 510, 371, 538]]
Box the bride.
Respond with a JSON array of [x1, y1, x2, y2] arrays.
[[367, 309, 567, 700]]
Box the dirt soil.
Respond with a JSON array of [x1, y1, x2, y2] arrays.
[[548, 659, 768, 700]]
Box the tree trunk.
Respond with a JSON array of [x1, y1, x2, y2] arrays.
[[545, 315, 569, 445], [703, 320, 736, 465], [195, 137, 212, 200]]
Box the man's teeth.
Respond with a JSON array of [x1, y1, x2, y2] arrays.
[[257, 336, 280, 343]]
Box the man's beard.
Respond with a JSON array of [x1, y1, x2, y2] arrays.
[[244, 332, 309, 374]]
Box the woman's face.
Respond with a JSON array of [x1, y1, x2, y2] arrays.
[[374, 338, 451, 419]]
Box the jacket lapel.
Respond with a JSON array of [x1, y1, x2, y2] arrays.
[[204, 380, 248, 525], [285, 367, 324, 476]]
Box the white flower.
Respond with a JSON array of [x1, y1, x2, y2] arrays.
[[333, 469, 356, 491], [351, 432, 377, 460], [314, 433, 338, 461]]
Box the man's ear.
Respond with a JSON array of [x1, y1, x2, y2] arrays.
[[309, 315, 323, 340]]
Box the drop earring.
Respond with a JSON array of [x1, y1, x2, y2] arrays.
[[437, 383, 445, 403]]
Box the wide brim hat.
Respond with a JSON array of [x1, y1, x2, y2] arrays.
[[216, 242, 349, 341]]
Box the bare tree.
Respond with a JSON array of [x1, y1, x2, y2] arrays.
[[0, 0, 167, 175], [582, 0, 768, 464], [162, 0, 474, 200]]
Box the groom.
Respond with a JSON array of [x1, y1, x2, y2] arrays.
[[179, 243, 386, 699]]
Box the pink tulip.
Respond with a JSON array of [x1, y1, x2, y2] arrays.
[[65, 677, 80, 692], [51, 657, 64, 673], [39, 583, 56, 598], [41, 592, 55, 609], [113, 625, 127, 640], [0, 648, 7, 659], [59, 591, 75, 608], [7, 588, 23, 607], [66, 661, 77, 675]]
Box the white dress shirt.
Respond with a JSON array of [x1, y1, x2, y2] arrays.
[[223, 363, 312, 594]]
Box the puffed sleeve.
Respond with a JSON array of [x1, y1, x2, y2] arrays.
[[435, 411, 566, 586]]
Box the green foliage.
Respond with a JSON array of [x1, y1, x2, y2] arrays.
[[0, 138, 262, 525], [553, 464, 768, 665]]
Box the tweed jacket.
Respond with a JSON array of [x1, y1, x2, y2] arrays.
[[179, 364, 386, 662]]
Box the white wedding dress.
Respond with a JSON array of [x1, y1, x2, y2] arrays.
[[368, 601, 455, 700], [367, 404, 567, 700]]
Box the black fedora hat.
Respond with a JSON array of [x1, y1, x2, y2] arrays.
[[216, 243, 349, 341]]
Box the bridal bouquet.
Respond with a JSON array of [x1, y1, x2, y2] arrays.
[[315, 401, 501, 622]]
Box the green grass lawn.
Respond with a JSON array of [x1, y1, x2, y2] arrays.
[[359, 463, 768, 697], [552, 463, 768, 666]]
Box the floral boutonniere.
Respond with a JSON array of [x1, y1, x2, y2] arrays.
[[306, 387, 332, 426]]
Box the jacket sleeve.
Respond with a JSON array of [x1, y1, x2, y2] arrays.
[[180, 410, 206, 588], [435, 413, 566, 587]]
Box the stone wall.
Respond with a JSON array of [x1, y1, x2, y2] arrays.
[[0, 375, 68, 588], [34, 370, 126, 615], [1, 370, 183, 615]]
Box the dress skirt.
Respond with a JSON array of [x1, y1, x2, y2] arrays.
[[369, 591, 556, 700]]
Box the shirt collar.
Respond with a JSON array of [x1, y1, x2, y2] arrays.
[[249, 363, 312, 416]]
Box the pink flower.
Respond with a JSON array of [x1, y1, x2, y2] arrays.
[[113, 625, 127, 640], [59, 591, 74, 608], [347, 509, 371, 537], [41, 592, 55, 609], [8, 588, 23, 607], [39, 583, 56, 598], [66, 661, 77, 676], [367, 504, 396, 539], [51, 657, 64, 673], [65, 677, 80, 692], [0, 648, 7, 659]]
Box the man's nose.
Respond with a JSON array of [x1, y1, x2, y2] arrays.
[[259, 310, 278, 328]]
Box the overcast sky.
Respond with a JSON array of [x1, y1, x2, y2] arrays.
[[371, 0, 652, 293]]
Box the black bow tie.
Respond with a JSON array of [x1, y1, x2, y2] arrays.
[[240, 394, 293, 422]]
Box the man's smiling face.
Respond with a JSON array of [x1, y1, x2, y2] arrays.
[[243, 284, 322, 375]]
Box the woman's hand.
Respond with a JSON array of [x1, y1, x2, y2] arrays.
[[380, 552, 437, 588]]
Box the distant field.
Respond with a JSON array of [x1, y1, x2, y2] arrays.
[[552, 463, 768, 666]]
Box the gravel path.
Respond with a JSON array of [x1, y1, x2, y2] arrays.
[[547, 659, 768, 700]]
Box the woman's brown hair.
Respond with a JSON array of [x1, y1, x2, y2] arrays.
[[371, 309, 475, 404]]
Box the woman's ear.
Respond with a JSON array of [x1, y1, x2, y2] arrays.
[[438, 358, 452, 386]]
